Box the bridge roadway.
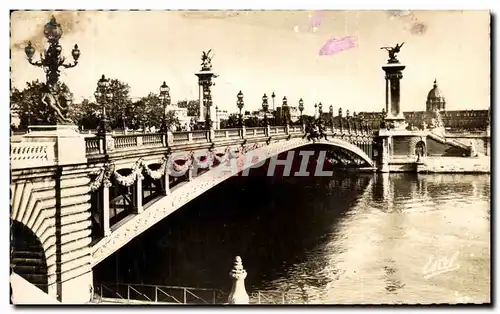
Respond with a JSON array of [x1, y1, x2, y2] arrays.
[[9, 124, 376, 302]]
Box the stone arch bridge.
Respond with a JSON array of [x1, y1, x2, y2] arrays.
[[10, 124, 376, 302]]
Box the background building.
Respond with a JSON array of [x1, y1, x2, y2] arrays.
[[358, 79, 490, 131]]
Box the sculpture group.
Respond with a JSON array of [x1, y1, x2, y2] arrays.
[[380, 42, 405, 64]]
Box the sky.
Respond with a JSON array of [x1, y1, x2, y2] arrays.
[[10, 10, 490, 116]]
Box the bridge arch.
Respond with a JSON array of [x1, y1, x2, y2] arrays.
[[92, 137, 375, 265], [260, 137, 374, 168], [10, 180, 56, 291], [10, 219, 49, 293]]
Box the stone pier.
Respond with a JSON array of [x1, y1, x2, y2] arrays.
[[10, 125, 94, 303]]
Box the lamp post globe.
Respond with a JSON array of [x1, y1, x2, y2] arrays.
[[24, 42, 35, 60], [43, 16, 63, 43], [262, 93, 268, 105], [160, 81, 170, 95], [97, 74, 109, 89], [71, 44, 81, 61]]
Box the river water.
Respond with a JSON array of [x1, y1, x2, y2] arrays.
[[95, 173, 491, 304]]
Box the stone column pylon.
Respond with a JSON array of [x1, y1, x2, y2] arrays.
[[195, 71, 217, 126], [382, 63, 406, 130], [228, 256, 249, 304]]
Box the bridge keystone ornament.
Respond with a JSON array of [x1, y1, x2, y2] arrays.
[[228, 256, 249, 304]]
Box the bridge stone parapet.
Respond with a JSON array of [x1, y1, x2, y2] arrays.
[[82, 126, 375, 170]]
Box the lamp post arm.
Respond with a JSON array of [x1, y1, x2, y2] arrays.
[[27, 58, 44, 67], [61, 60, 78, 69]]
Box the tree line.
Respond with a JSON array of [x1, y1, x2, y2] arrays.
[[10, 78, 313, 132], [10, 79, 201, 132]]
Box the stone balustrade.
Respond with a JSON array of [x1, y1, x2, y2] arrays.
[[80, 125, 376, 157], [10, 141, 56, 169], [11, 125, 376, 169]]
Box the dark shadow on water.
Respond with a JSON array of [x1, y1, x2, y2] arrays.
[[94, 172, 373, 293]]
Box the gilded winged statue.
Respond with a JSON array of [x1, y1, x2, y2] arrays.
[[380, 42, 405, 64], [201, 50, 213, 71]]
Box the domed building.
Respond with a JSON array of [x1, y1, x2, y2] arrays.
[[426, 79, 446, 112]]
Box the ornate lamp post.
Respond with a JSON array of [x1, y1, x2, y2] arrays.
[[282, 96, 288, 125], [94, 75, 113, 156], [338, 107, 343, 131], [95, 75, 113, 134], [215, 105, 219, 130], [262, 93, 269, 127], [298, 98, 304, 124], [24, 16, 81, 124], [329, 105, 334, 127], [318, 102, 323, 123], [204, 91, 213, 130], [237, 91, 244, 127], [271, 92, 276, 125], [159, 81, 171, 133]]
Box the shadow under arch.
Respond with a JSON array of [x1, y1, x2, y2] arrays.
[[415, 140, 426, 157], [10, 219, 49, 293]]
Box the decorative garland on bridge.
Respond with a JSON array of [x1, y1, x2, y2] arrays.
[[143, 156, 168, 180], [113, 159, 145, 187], [87, 143, 268, 190]]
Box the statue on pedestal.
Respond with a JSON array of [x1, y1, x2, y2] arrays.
[[380, 42, 405, 64], [201, 49, 213, 71], [303, 118, 328, 142], [41, 84, 73, 124], [470, 140, 477, 157]]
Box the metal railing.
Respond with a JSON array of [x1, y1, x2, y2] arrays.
[[94, 283, 225, 304]]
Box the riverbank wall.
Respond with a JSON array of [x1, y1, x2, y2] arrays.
[[386, 156, 490, 173]]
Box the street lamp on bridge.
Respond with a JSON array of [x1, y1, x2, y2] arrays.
[[24, 16, 81, 87], [318, 102, 323, 123], [298, 98, 304, 124], [159, 81, 171, 133], [262, 93, 269, 127], [329, 105, 334, 127], [24, 16, 81, 124], [237, 91, 244, 127], [94, 75, 113, 155], [282, 96, 288, 126], [271, 92, 276, 125]]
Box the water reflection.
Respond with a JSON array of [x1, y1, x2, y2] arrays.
[[95, 173, 490, 304]]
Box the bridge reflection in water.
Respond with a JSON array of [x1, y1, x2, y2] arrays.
[[94, 173, 490, 304]]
